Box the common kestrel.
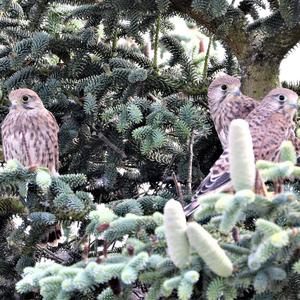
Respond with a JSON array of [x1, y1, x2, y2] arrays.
[[208, 74, 257, 149], [1, 88, 61, 245], [208, 74, 300, 160], [185, 88, 299, 217], [1, 89, 59, 175]]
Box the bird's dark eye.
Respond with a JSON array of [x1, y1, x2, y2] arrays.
[[221, 84, 227, 91], [22, 96, 29, 102], [278, 95, 286, 102]]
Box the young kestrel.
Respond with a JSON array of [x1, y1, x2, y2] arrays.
[[185, 88, 299, 217], [208, 74, 257, 149], [1, 88, 59, 175], [1, 88, 61, 245], [208, 74, 300, 160]]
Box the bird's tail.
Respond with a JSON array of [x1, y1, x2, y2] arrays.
[[184, 181, 233, 218], [183, 188, 205, 218]]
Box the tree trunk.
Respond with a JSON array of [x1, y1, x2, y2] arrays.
[[169, 0, 300, 100], [239, 58, 280, 100]]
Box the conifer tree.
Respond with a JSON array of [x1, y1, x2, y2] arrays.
[[0, 0, 299, 299]]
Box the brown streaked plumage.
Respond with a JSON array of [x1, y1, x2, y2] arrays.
[[185, 87, 299, 217], [1, 88, 59, 175], [208, 74, 258, 149], [1, 88, 61, 246], [208, 74, 300, 168]]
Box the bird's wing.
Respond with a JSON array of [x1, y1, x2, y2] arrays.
[[197, 96, 258, 194], [46, 110, 59, 172], [1, 112, 15, 162], [250, 111, 292, 162], [213, 94, 258, 149], [286, 125, 300, 162], [195, 149, 230, 195], [24, 109, 59, 174]]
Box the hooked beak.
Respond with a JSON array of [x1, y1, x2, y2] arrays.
[[23, 104, 34, 110], [289, 103, 299, 109], [231, 87, 241, 97], [9, 101, 17, 109]]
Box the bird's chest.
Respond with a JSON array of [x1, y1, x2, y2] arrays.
[[214, 103, 235, 129], [251, 114, 292, 161], [4, 112, 46, 164]]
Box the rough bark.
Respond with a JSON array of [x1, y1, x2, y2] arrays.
[[240, 59, 280, 100], [169, 0, 300, 99]]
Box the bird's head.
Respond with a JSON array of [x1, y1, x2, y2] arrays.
[[208, 74, 241, 104], [8, 88, 44, 111], [264, 88, 299, 117]]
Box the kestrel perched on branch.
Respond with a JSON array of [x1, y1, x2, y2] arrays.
[[1, 88, 61, 245], [185, 87, 299, 217], [208, 74, 300, 159], [1, 88, 59, 175], [208, 74, 257, 149]]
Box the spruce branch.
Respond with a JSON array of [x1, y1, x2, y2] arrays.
[[97, 132, 127, 159], [187, 130, 195, 195], [153, 14, 161, 71], [36, 245, 65, 264], [169, 0, 249, 57], [172, 172, 184, 205], [111, 29, 118, 57], [262, 22, 300, 59], [169, 0, 300, 89], [202, 36, 212, 80]]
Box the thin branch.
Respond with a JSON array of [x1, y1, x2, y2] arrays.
[[73, 233, 88, 250], [187, 130, 195, 195], [147, 92, 161, 102], [203, 36, 212, 79], [267, 0, 279, 10], [170, 0, 218, 32], [98, 132, 127, 159], [94, 237, 99, 258], [36, 245, 65, 263], [262, 22, 300, 59], [169, 0, 249, 57], [153, 14, 161, 71], [172, 171, 184, 206], [103, 240, 109, 258]]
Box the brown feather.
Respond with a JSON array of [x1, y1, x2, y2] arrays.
[[185, 87, 299, 216], [1, 89, 59, 175], [1, 88, 61, 246]]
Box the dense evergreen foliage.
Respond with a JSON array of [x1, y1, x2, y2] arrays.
[[0, 0, 299, 299]]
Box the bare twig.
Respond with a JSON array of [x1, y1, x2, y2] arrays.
[[94, 237, 99, 258], [187, 130, 195, 195], [255, 169, 268, 197], [103, 241, 109, 258], [98, 132, 127, 159], [203, 36, 212, 80], [153, 14, 161, 71], [148, 92, 161, 102], [36, 245, 65, 263], [172, 171, 184, 206], [73, 233, 88, 250], [111, 241, 117, 251], [111, 29, 118, 56]]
